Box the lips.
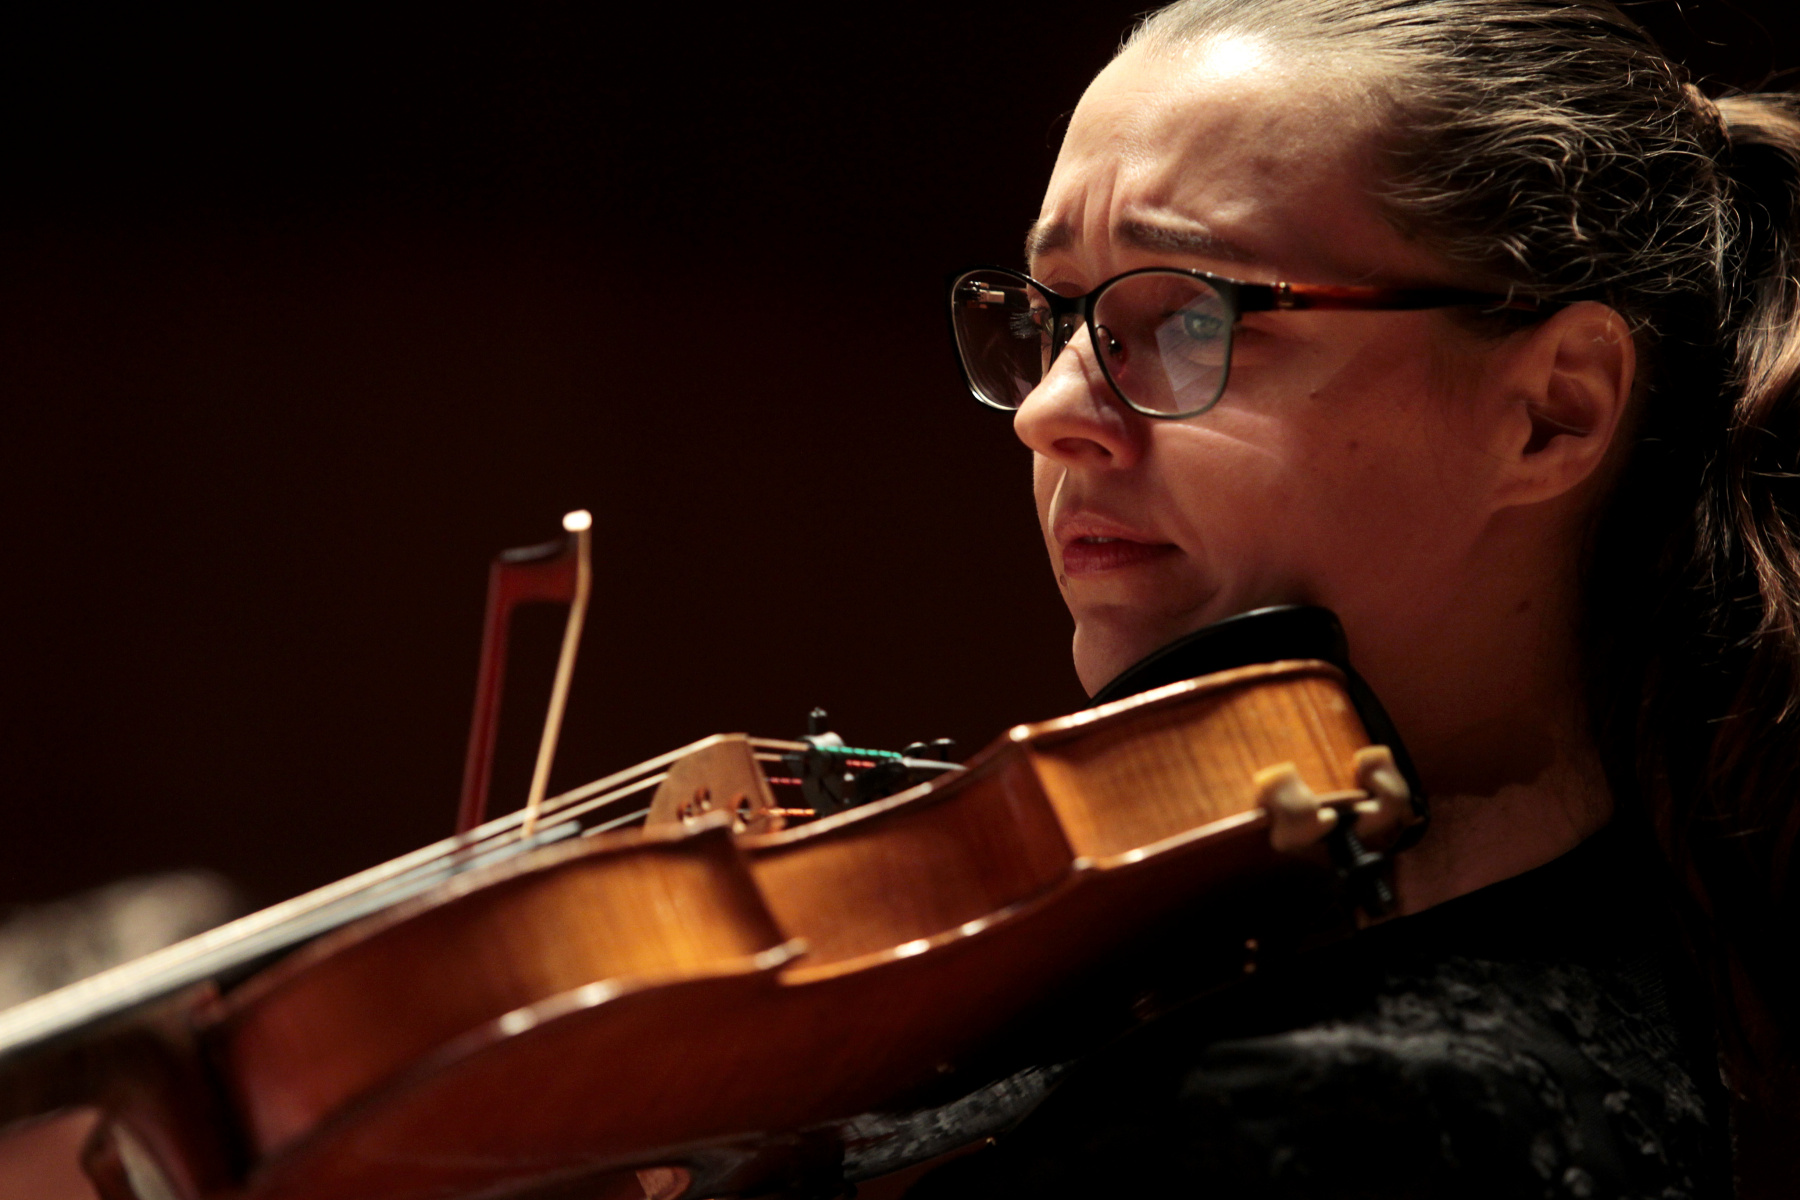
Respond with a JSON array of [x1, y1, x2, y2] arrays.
[[1062, 537, 1179, 576], [1053, 514, 1179, 579]]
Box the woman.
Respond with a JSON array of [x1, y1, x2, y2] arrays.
[[919, 1, 1797, 1195]]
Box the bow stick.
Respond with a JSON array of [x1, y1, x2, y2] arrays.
[[454, 510, 594, 837]]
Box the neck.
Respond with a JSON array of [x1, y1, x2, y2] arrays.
[[1390, 742, 1612, 915], [1346, 526, 1613, 916]]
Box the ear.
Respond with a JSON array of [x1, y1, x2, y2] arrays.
[[1488, 301, 1636, 510]]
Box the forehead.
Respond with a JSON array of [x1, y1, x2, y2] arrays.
[[1036, 41, 1447, 286]]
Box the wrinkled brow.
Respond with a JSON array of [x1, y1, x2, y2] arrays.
[[1024, 218, 1262, 267]]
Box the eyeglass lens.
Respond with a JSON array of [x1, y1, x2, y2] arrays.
[[951, 269, 1233, 416]]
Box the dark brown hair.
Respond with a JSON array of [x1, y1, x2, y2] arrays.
[[1129, 0, 1800, 1107]]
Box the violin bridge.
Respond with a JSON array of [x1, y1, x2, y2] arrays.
[[645, 734, 787, 834]]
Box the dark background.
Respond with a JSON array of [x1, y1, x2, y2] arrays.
[[0, 2, 1794, 912]]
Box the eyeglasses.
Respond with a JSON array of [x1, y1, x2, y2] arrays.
[[948, 265, 1542, 419]]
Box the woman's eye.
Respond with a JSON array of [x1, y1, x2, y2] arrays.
[[1179, 309, 1225, 341], [1010, 308, 1052, 341]]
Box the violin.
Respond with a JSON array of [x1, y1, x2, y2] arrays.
[[0, 514, 1424, 1200]]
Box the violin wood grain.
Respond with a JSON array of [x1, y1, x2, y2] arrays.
[[217, 663, 1374, 1200], [208, 819, 785, 1159], [36, 658, 1381, 1200], [744, 753, 1073, 965], [1025, 662, 1363, 860], [230, 817, 1307, 1200]]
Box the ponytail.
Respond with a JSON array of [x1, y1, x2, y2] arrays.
[[1674, 92, 1800, 1103]]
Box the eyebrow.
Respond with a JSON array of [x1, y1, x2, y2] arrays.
[[1023, 218, 1263, 268]]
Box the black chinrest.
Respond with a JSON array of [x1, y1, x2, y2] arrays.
[[1091, 605, 1424, 806]]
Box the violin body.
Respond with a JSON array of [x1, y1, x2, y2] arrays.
[[126, 657, 1376, 1200]]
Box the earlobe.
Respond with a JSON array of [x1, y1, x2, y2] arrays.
[[1497, 301, 1636, 507]]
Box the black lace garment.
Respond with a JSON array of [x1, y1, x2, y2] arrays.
[[905, 822, 1732, 1199]]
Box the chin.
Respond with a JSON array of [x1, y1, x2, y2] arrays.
[[1069, 589, 1258, 695], [1070, 617, 1165, 697]]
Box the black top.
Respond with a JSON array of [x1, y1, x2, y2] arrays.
[[905, 822, 1732, 1199]]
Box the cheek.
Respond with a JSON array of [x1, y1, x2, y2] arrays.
[[1150, 415, 1310, 597], [1183, 336, 1484, 593], [1279, 349, 1492, 583]]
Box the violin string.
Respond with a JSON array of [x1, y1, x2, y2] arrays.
[[520, 735, 722, 824], [539, 772, 666, 829], [0, 728, 899, 1055], [585, 805, 654, 835], [0, 735, 719, 1059], [0, 825, 534, 1056]]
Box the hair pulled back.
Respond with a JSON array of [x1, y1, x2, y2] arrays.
[[1128, 0, 1800, 1106]]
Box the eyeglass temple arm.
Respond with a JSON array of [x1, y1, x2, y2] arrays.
[[1239, 282, 1544, 313]]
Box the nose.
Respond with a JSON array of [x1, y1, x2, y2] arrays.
[[1012, 324, 1146, 469]]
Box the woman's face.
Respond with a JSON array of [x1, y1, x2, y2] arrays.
[[1024, 41, 1523, 693]]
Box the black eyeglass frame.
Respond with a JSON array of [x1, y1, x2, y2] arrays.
[[948, 265, 1546, 420]]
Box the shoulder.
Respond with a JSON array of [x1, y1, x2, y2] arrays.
[[907, 836, 1730, 1199], [1162, 953, 1722, 1198]]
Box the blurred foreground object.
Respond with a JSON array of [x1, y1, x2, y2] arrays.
[[0, 874, 245, 1009], [0, 872, 243, 1198]]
